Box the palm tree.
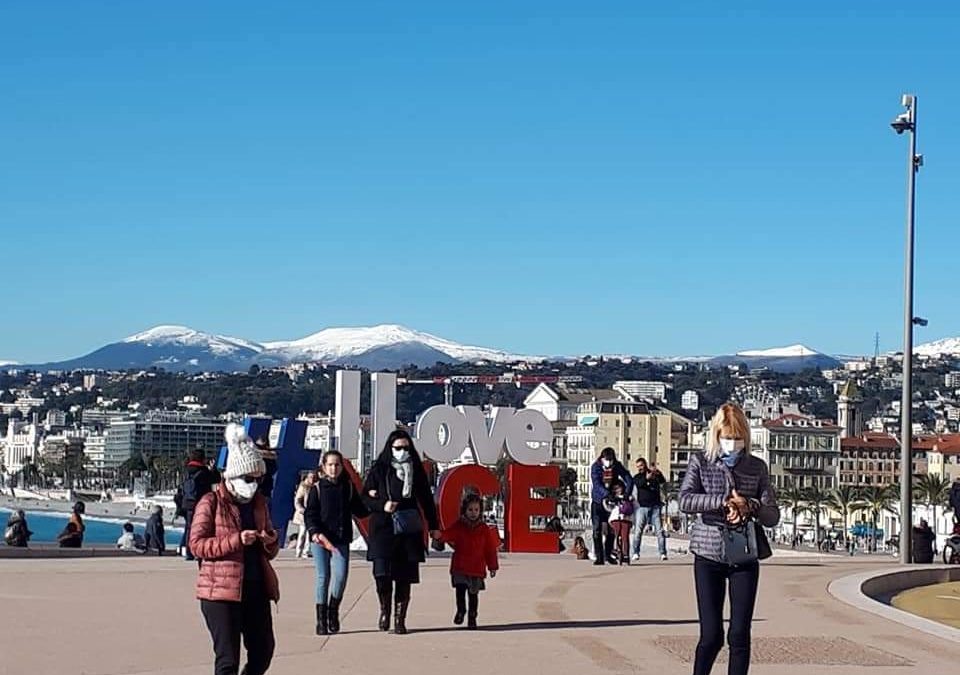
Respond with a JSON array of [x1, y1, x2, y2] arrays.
[[779, 481, 804, 544], [827, 485, 862, 544], [855, 485, 897, 552], [914, 473, 951, 531], [801, 485, 830, 546]]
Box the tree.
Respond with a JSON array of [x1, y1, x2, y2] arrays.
[[855, 485, 897, 552], [827, 485, 862, 543], [914, 473, 951, 531], [779, 481, 804, 542], [801, 485, 830, 546]]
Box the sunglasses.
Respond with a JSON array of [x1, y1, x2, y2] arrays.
[[391, 445, 410, 451], [240, 475, 260, 484]]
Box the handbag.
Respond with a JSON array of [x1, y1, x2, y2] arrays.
[[719, 521, 760, 566], [387, 479, 423, 536]]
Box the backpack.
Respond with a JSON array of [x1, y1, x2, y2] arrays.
[[4, 525, 16, 545], [182, 472, 201, 507]]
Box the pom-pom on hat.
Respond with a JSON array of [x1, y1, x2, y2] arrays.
[[223, 423, 266, 480]]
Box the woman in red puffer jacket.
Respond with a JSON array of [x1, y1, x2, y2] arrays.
[[432, 493, 500, 630], [190, 424, 280, 675]]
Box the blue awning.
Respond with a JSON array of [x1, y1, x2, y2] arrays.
[[578, 415, 598, 426]]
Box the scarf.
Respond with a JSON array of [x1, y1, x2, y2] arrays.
[[391, 457, 414, 499]]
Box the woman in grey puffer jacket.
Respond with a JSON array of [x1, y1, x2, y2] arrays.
[[680, 403, 779, 675]]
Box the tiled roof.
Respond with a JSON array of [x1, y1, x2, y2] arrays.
[[840, 432, 960, 452], [763, 414, 841, 431]]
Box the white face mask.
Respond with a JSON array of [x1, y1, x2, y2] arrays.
[[719, 439, 745, 455], [601, 459, 613, 469], [392, 448, 410, 463], [227, 477, 258, 503]]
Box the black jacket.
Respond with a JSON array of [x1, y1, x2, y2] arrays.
[[144, 513, 165, 555], [304, 478, 368, 546], [912, 525, 936, 564], [951, 482, 960, 514], [4, 515, 31, 547], [361, 460, 438, 563], [182, 463, 220, 510], [633, 470, 666, 507], [258, 457, 278, 500]]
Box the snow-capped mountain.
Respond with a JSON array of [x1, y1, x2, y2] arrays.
[[263, 324, 529, 365], [736, 344, 820, 358], [915, 336, 960, 357], [124, 325, 265, 356], [25, 324, 532, 373], [709, 344, 840, 372]]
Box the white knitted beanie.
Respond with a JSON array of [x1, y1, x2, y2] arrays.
[[223, 423, 266, 480]]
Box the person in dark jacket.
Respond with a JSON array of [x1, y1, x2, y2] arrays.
[[632, 457, 668, 561], [180, 449, 220, 561], [304, 450, 368, 636], [144, 504, 166, 556], [590, 447, 633, 565], [254, 436, 278, 502], [680, 403, 780, 675], [912, 519, 936, 564], [362, 430, 440, 635], [4, 509, 32, 547], [951, 478, 960, 524]]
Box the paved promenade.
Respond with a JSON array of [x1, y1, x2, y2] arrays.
[[0, 551, 957, 675]]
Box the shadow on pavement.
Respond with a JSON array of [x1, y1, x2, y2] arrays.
[[412, 618, 702, 633]]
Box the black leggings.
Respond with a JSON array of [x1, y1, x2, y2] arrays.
[[376, 576, 411, 603], [200, 582, 274, 675], [693, 555, 759, 675]]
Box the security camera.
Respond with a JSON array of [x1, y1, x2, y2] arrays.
[[901, 94, 914, 108], [891, 112, 912, 134], [912, 317, 928, 327]]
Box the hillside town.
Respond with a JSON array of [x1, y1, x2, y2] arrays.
[[3, 344, 959, 550]]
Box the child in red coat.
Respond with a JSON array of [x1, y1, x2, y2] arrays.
[[433, 493, 500, 629]]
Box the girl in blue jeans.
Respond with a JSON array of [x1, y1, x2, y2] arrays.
[[304, 450, 368, 635]]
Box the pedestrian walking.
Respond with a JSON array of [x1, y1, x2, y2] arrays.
[[304, 451, 368, 636], [189, 424, 280, 675], [433, 492, 500, 629], [632, 458, 668, 561], [69, 501, 86, 547], [361, 430, 440, 635], [4, 509, 32, 547], [912, 519, 935, 564], [680, 403, 780, 675], [180, 449, 220, 561], [590, 447, 633, 565], [144, 504, 166, 556], [293, 471, 317, 559], [605, 480, 635, 564]]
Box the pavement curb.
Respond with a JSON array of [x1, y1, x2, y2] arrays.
[[828, 565, 960, 642]]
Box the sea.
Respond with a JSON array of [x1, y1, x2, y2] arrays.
[[1, 508, 183, 546]]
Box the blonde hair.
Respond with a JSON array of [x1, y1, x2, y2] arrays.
[[705, 403, 751, 462]]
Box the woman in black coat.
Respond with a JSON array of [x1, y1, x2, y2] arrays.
[[362, 430, 439, 635]]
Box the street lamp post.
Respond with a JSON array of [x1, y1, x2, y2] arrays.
[[891, 94, 921, 564]]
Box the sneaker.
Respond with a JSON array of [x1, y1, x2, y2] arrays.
[[631, 554, 640, 562], [660, 554, 668, 561], [593, 559, 604, 566]]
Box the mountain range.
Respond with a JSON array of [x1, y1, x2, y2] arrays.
[[9, 325, 960, 373]]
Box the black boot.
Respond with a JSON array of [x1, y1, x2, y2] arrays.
[[467, 593, 479, 630], [377, 590, 392, 632], [328, 597, 341, 634], [315, 603, 328, 636], [393, 600, 409, 635], [454, 587, 467, 626]]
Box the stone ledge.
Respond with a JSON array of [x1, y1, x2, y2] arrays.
[[828, 565, 960, 642]]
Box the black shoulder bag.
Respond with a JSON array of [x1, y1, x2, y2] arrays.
[[719, 466, 772, 565]]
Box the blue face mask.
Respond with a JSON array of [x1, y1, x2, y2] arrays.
[[721, 451, 742, 468]]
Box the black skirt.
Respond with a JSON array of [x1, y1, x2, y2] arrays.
[[372, 544, 422, 584]]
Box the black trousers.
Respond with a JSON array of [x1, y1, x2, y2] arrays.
[[182, 509, 195, 559], [590, 502, 614, 561], [375, 576, 411, 603], [201, 582, 275, 675], [693, 556, 760, 675]]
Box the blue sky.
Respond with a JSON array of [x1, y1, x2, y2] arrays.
[[1, 1, 958, 363]]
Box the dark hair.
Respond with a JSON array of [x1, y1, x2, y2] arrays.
[[635, 457, 648, 468], [378, 429, 422, 463], [460, 491, 484, 517], [610, 479, 626, 493], [73, 501, 85, 515], [189, 448, 205, 463], [320, 450, 348, 485], [123, 522, 134, 533], [600, 447, 617, 462]]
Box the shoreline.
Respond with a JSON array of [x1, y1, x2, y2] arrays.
[[0, 494, 182, 528]]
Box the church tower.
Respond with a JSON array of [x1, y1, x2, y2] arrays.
[[837, 380, 863, 439]]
